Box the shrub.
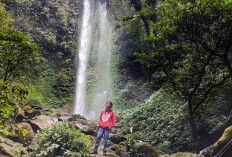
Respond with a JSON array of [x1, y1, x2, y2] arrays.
[[32, 121, 90, 157]]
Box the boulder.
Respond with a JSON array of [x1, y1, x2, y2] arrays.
[[28, 115, 58, 133], [74, 122, 96, 136], [115, 149, 129, 157], [23, 105, 41, 118], [200, 126, 232, 157], [58, 116, 72, 122], [15, 107, 26, 123], [18, 122, 34, 141], [136, 142, 159, 157], [0, 136, 28, 157], [8, 122, 34, 143]]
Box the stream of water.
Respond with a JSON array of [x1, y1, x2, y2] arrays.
[[73, 0, 92, 115], [74, 0, 113, 119]]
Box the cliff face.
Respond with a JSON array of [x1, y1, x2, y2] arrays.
[[6, 0, 83, 107], [9, 0, 82, 58], [5, 0, 132, 108]]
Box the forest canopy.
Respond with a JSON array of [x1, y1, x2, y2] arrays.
[[118, 0, 232, 149]]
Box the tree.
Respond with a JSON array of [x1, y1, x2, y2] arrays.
[[0, 1, 40, 134], [0, 28, 40, 81], [123, 0, 232, 141]]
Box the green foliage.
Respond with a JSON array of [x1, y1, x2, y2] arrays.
[[8, 0, 80, 107], [0, 2, 13, 27], [0, 28, 40, 81], [0, 81, 29, 135], [32, 121, 90, 157], [120, 89, 195, 152], [0, 1, 39, 136], [121, 0, 232, 142]]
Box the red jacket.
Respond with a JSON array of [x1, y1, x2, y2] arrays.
[[98, 109, 116, 129]]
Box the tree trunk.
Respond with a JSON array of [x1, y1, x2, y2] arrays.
[[188, 100, 198, 140]]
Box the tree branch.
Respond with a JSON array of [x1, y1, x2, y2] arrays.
[[193, 74, 231, 115]]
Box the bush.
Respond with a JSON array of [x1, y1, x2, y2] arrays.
[[32, 121, 90, 157]]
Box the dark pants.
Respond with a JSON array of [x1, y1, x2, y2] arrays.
[[94, 127, 111, 152]]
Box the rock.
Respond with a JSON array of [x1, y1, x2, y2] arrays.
[[110, 144, 126, 152], [16, 107, 26, 123], [199, 126, 232, 157], [162, 152, 193, 157], [74, 122, 96, 136], [28, 115, 58, 133], [136, 142, 159, 157], [19, 122, 34, 141], [110, 134, 127, 144], [68, 114, 87, 121], [7, 122, 34, 143], [23, 105, 40, 118], [43, 108, 50, 112], [116, 149, 129, 157], [58, 116, 72, 122], [0, 136, 28, 157], [31, 105, 43, 110]]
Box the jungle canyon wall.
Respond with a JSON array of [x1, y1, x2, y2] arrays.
[[8, 0, 151, 114]]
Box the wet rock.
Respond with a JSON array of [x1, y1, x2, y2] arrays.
[[74, 122, 96, 136], [19, 122, 34, 141], [0, 136, 28, 157], [7, 122, 34, 143], [28, 115, 58, 133], [58, 116, 72, 122]]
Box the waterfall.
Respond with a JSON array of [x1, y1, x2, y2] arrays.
[[91, 1, 113, 118], [74, 0, 113, 118], [73, 0, 92, 115]]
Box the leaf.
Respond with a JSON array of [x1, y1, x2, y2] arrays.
[[123, 24, 130, 30], [115, 25, 121, 31]]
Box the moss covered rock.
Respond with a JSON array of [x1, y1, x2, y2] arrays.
[[136, 143, 159, 157], [0, 136, 28, 157], [8, 122, 34, 143], [21, 105, 42, 119], [28, 115, 58, 132], [200, 126, 232, 157], [165, 152, 194, 157]]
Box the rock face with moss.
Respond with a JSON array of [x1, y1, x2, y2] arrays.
[[136, 143, 159, 157], [28, 115, 58, 132], [0, 136, 28, 157], [199, 126, 232, 157]]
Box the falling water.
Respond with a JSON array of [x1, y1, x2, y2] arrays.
[[73, 0, 92, 115], [90, 1, 113, 118], [74, 0, 113, 118]]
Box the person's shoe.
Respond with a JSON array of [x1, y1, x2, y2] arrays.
[[103, 151, 106, 156], [90, 150, 98, 154]]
